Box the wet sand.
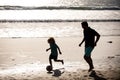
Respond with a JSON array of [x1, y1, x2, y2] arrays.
[[0, 36, 120, 80]]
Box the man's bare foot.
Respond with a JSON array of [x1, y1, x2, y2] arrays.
[[88, 67, 94, 72]]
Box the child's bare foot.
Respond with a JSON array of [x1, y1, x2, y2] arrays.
[[61, 60, 64, 65]]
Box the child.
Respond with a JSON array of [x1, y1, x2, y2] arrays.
[[46, 37, 64, 69]]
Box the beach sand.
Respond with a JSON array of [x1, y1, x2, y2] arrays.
[[0, 36, 120, 80]]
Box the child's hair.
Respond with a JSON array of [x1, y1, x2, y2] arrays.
[[48, 37, 55, 44]]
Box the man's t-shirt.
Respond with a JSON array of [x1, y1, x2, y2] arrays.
[[84, 27, 99, 47]]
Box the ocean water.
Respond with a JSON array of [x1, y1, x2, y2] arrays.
[[0, 22, 120, 38], [0, 0, 120, 38], [0, 0, 120, 9]]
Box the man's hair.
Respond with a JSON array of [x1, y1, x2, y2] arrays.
[[81, 21, 88, 27]]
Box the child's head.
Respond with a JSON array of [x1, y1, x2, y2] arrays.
[[48, 37, 55, 44]]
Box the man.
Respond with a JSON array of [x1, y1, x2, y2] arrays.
[[79, 21, 100, 72]]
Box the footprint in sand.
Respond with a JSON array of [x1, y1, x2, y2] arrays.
[[12, 59, 15, 61], [108, 56, 115, 59], [115, 54, 120, 57], [107, 41, 113, 43]]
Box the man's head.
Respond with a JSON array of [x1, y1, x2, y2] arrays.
[[81, 21, 88, 29]]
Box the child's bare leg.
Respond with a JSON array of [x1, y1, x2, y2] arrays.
[[49, 58, 53, 68], [54, 59, 64, 65]]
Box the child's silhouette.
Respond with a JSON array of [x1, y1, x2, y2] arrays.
[[46, 37, 64, 70]]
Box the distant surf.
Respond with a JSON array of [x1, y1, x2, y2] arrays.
[[0, 19, 120, 23], [0, 5, 120, 10]]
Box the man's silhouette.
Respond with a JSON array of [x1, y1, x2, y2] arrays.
[[79, 21, 100, 72]]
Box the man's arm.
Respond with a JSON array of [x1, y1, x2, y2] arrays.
[[79, 38, 85, 47], [94, 33, 100, 46]]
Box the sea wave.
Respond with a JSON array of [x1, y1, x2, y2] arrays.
[[0, 5, 120, 10], [0, 19, 120, 23]]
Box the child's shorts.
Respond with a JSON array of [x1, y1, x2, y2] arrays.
[[49, 54, 58, 61]]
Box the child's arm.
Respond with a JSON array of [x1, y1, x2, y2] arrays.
[[56, 45, 62, 54], [46, 48, 51, 52]]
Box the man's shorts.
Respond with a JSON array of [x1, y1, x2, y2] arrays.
[[85, 47, 94, 56]]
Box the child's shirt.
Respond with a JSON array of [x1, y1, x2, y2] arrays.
[[50, 43, 58, 56]]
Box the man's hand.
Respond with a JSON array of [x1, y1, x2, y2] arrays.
[[79, 43, 82, 47], [94, 42, 97, 46], [59, 51, 62, 54]]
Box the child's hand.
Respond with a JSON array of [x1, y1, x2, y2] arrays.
[[46, 48, 50, 52], [46, 49, 49, 52]]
